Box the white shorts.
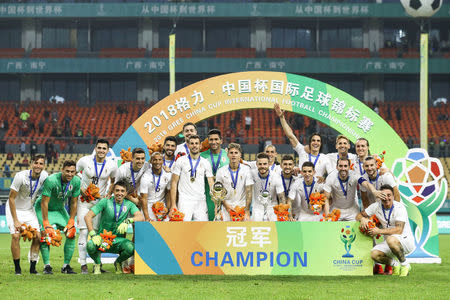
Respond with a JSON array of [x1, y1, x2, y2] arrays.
[[179, 199, 208, 221], [251, 207, 277, 222], [6, 204, 40, 234], [373, 234, 414, 257], [77, 199, 100, 229], [297, 210, 322, 222], [336, 206, 360, 221]]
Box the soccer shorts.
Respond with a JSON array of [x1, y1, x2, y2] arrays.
[[373, 234, 414, 257], [6, 204, 40, 234], [178, 199, 208, 221], [336, 205, 360, 221], [77, 199, 100, 229], [297, 210, 322, 222], [251, 207, 277, 222]]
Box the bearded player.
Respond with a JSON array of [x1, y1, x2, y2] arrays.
[[85, 180, 144, 274], [76, 139, 117, 274], [215, 143, 253, 221], [162, 136, 177, 170], [35, 160, 81, 274], [326, 135, 357, 174], [7, 154, 48, 275], [140, 152, 172, 221], [174, 122, 197, 158], [171, 135, 214, 221]]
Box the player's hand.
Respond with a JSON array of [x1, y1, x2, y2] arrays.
[[43, 220, 55, 237], [117, 218, 134, 234], [359, 217, 370, 231], [374, 190, 387, 201], [317, 176, 326, 184], [244, 210, 250, 221], [274, 103, 283, 118], [14, 220, 22, 232], [64, 218, 76, 239], [89, 231, 102, 246], [368, 227, 380, 237], [292, 167, 301, 176], [162, 165, 171, 173]]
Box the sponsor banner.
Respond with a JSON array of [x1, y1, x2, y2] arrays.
[[135, 221, 372, 276], [437, 215, 450, 234]]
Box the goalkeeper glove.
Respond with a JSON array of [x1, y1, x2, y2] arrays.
[[89, 230, 102, 246], [64, 218, 76, 239], [43, 220, 55, 237], [117, 218, 134, 234]]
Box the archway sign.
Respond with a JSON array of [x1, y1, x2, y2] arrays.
[[112, 72, 446, 272]]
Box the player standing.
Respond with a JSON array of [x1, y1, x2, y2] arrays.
[[6, 155, 48, 275], [162, 136, 177, 170], [326, 135, 357, 173], [174, 122, 197, 158], [76, 139, 117, 274], [170, 135, 214, 221], [215, 143, 253, 221], [35, 160, 81, 274]]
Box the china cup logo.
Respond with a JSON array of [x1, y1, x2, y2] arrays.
[[392, 148, 448, 258], [340, 225, 356, 258]]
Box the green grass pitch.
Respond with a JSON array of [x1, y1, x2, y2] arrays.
[[0, 233, 448, 299]]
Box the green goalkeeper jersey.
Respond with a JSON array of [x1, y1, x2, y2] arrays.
[[34, 172, 81, 212], [91, 197, 139, 237]]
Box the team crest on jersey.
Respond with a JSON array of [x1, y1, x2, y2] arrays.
[[69, 185, 73, 191], [122, 206, 127, 213]]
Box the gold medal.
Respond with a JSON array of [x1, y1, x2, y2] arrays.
[[190, 177, 195, 182]]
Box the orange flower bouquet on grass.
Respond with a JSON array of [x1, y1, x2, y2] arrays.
[[273, 203, 291, 221], [229, 206, 246, 221], [120, 147, 132, 164], [152, 202, 168, 221], [309, 192, 326, 215], [147, 143, 163, 156], [20, 224, 37, 241], [359, 215, 382, 239], [320, 209, 341, 222], [99, 229, 117, 252], [169, 208, 185, 221], [375, 151, 386, 169], [81, 183, 101, 203]]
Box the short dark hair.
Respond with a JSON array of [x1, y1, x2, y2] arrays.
[[380, 184, 394, 194], [62, 160, 76, 169], [309, 133, 323, 153], [187, 135, 201, 143], [183, 122, 197, 131], [208, 129, 222, 139], [281, 154, 294, 162], [337, 157, 351, 166], [302, 161, 315, 170], [132, 147, 146, 157], [227, 143, 242, 153], [33, 154, 46, 163], [95, 139, 110, 148], [364, 156, 376, 162], [256, 152, 270, 161], [114, 179, 129, 191], [164, 136, 177, 145]]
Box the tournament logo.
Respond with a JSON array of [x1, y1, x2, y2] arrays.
[[340, 225, 356, 258]]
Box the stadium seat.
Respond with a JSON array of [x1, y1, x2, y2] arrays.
[[379, 48, 398, 58], [0, 48, 25, 58], [330, 48, 370, 58], [151, 48, 192, 58], [266, 48, 306, 58], [30, 48, 77, 58], [402, 49, 419, 58], [100, 48, 146, 58], [216, 48, 256, 58]]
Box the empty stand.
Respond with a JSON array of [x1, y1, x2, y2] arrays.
[[151, 48, 192, 58], [0, 48, 25, 58], [266, 48, 306, 58], [402, 49, 419, 58], [30, 48, 77, 58], [379, 48, 398, 58], [100, 48, 146, 58], [216, 48, 256, 58], [330, 48, 370, 58]]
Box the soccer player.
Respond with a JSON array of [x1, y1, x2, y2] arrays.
[[170, 135, 214, 221], [76, 139, 117, 274], [274, 103, 332, 178], [85, 180, 144, 274], [287, 161, 325, 221], [115, 147, 149, 206], [200, 129, 229, 220], [356, 185, 414, 277], [250, 153, 285, 221], [326, 135, 357, 173], [215, 143, 253, 221], [162, 136, 177, 170], [139, 152, 172, 221], [35, 160, 81, 275], [279, 155, 296, 208], [174, 122, 197, 158], [7, 154, 48, 275], [245, 144, 281, 174]]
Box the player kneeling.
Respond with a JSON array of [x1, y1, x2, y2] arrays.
[[84, 180, 143, 274], [356, 185, 414, 277]]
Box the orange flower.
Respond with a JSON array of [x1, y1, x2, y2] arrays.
[[147, 143, 163, 156], [359, 215, 382, 239], [120, 147, 132, 164], [200, 138, 210, 152], [309, 192, 326, 215], [152, 202, 168, 221], [375, 151, 386, 169], [20, 224, 37, 241], [50, 230, 63, 247], [229, 206, 246, 221], [169, 208, 185, 221], [273, 203, 291, 221], [320, 209, 341, 222], [81, 183, 101, 203], [99, 229, 117, 251]]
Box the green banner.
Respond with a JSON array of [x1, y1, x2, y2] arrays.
[[0, 3, 449, 18], [1, 58, 449, 74]]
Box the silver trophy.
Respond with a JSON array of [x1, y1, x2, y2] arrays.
[[211, 182, 228, 221], [258, 189, 271, 221]]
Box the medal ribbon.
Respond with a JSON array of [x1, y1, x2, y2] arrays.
[[184, 143, 190, 155], [258, 171, 270, 191], [114, 198, 125, 222], [152, 171, 162, 193], [382, 203, 394, 227], [281, 174, 293, 197], [188, 154, 201, 179], [338, 176, 349, 197], [369, 171, 380, 190], [60, 174, 70, 200], [303, 178, 316, 205], [228, 165, 240, 190], [163, 157, 174, 168], [309, 153, 320, 167], [358, 159, 365, 175], [29, 170, 40, 198], [93, 157, 106, 180], [130, 163, 137, 189], [210, 150, 223, 175]]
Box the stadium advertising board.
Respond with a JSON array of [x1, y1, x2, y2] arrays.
[[135, 221, 372, 275]]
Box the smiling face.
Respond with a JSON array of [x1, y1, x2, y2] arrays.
[[31, 158, 45, 177], [256, 157, 269, 176], [355, 139, 369, 158], [380, 188, 394, 209], [227, 147, 241, 165], [208, 134, 222, 152], [163, 140, 177, 158], [114, 184, 128, 203], [95, 142, 109, 161], [301, 166, 315, 183], [281, 159, 294, 177], [151, 153, 163, 173], [62, 165, 76, 182], [132, 152, 146, 170], [363, 157, 378, 178], [309, 134, 322, 154], [264, 145, 277, 165], [183, 125, 197, 141], [337, 159, 350, 180], [336, 137, 350, 156], [188, 137, 201, 155]]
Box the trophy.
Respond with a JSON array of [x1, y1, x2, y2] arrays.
[[258, 189, 271, 221], [211, 182, 228, 221]]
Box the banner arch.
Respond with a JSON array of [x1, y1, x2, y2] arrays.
[[113, 71, 407, 167]]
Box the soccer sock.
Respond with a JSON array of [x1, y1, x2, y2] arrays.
[[78, 229, 88, 265], [13, 259, 21, 272], [117, 241, 134, 264], [40, 243, 50, 266], [30, 261, 37, 273], [63, 237, 76, 265]]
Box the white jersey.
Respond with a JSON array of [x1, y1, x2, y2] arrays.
[[172, 154, 213, 202], [326, 152, 357, 173], [324, 171, 359, 210], [294, 143, 332, 177], [365, 201, 414, 241], [76, 155, 118, 197], [8, 170, 49, 211], [249, 169, 284, 211], [354, 156, 387, 177], [215, 164, 253, 207], [115, 161, 149, 193], [245, 160, 282, 175], [139, 169, 172, 204], [174, 142, 189, 158], [288, 176, 324, 218], [360, 172, 398, 204]]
